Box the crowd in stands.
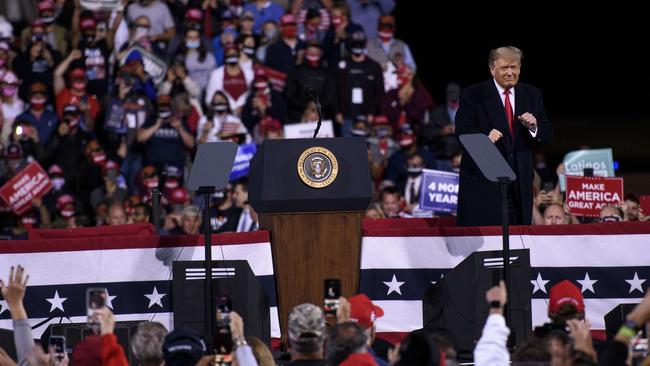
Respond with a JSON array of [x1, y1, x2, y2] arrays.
[[0, 0, 647, 239], [3, 264, 650, 365]]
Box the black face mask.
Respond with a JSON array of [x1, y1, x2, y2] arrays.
[[212, 103, 228, 113], [83, 34, 95, 44], [122, 75, 134, 87]]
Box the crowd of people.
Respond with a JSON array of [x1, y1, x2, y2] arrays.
[[0, 0, 646, 238], [3, 264, 650, 365]]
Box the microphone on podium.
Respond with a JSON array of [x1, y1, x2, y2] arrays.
[[307, 87, 323, 138]]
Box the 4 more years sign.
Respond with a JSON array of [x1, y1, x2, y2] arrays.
[[565, 176, 624, 217], [0, 162, 52, 215]]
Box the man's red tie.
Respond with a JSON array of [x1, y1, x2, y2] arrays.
[[504, 89, 514, 136]]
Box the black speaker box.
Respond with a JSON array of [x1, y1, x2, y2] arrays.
[[422, 249, 531, 361], [604, 303, 642, 340]]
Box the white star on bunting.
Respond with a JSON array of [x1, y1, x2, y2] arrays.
[[46, 291, 68, 312], [145, 286, 166, 308], [577, 273, 598, 294], [531, 272, 550, 294], [626, 272, 646, 294], [383, 274, 405, 296]]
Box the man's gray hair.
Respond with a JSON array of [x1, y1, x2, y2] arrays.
[[131, 321, 168, 366], [488, 46, 523, 67]]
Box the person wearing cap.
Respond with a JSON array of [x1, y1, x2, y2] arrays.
[[243, 0, 285, 35], [298, 8, 326, 44], [137, 95, 195, 174], [241, 66, 287, 132], [18, 1, 69, 55], [422, 82, 462, 167], [1, 143, 26, 181], [455, 46, 552, 227], [257, 115, 283, 142], [285, 41, 338, 123], [205, 44, 253, 116], [547, 280, 585, 326], [366, 15, 416, 72], [90, 167, 128, 211], [322, 3, 364, 68], [53, 52, 101, 130], [15, 82, 59, 145], [0, 70, 25, 146], [12, 19, 63, 99], [287, 303, 326, 365], [342, 294, 390, 366], [264, 13, 307, 75], [335, 30, 384, 137], [43, 103, 94, 197], [347, 0, 394, 41], [70, 8, 115, 99], [126, 0, 176, 45]]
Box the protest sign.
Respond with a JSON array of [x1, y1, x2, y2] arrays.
[[81, 0, 120, 10], [565, 176, 624, 217], [560, 148, 614, 191], [120, 46, 168, 85], [418, 169, 459, 213], [0, 162, 53, 215], [230, 143, 257, 181]]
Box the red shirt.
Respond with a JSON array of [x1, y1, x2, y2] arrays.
[[55, 87, 101, 119], [223, 69, 247, 102]]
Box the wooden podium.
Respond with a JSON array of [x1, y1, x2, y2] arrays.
[[249, 138, 372, 341]]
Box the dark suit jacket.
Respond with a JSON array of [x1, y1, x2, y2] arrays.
[[455, 80, 552, 226]]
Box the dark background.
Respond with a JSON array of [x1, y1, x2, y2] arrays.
[[393, 5, 650, 190]]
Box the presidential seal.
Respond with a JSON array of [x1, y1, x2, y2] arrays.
[[297, 147, 339, 188]]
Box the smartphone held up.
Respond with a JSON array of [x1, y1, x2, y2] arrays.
[[323, 279, 341, 315], [86, 287, 108, 331]]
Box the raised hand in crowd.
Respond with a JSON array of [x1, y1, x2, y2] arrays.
[[336, 296, 351, 324], [0, 348, 17, 366], [567, 318, 597, 361], [230, 311, 244, 340], [0, 265, 29, 320], [94, 306, 115, 336], [486, 280, 507, 315], [26, 345, 68, 366]]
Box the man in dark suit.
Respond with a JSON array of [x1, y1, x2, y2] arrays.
[[455, 46, 552, 226]]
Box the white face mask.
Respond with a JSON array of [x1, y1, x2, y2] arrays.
[[133, 26, 149, 41], [52, 177, 65, 191]]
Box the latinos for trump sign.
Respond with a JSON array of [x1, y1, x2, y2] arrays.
[[560, 148, 614, 191], [0, 161, 52, 215], [565, 176, 624, 217], [230, 143, 257, 181], [419, 169, 458, 213]]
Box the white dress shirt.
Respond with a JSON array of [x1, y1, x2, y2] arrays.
[[493, 79, 538, 137]]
